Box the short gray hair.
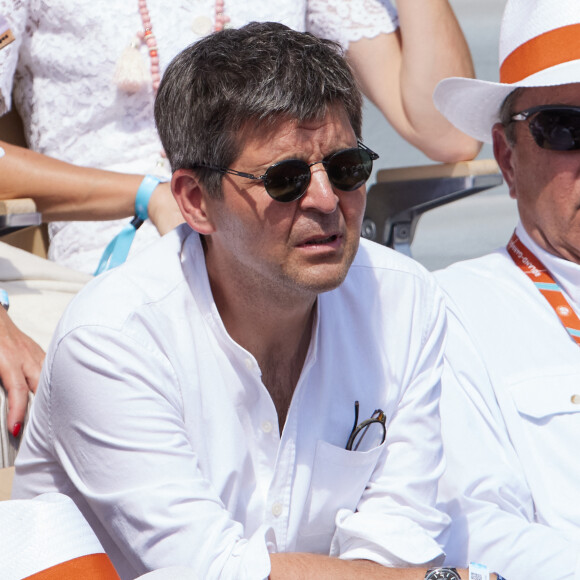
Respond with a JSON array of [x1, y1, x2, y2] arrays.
[[499, 88, 526, 145], [154, 22, 363, 197]]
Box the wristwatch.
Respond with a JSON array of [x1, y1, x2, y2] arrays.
[[425, 568, 462, 580]]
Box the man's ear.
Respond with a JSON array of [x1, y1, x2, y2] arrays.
[[171, 169, 216, 235], [492, 123, 517, 200]]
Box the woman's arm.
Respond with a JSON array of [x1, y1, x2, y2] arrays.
[[346, 0, 481, 162], [0, 140, 184, 233]]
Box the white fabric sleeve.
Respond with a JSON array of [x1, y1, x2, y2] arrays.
[[330, 279, 448, 566], [306, 0, 398, 51], [0, 0, 26, 114], [439, 304, 580, 580], [45, 325, 273, 580]]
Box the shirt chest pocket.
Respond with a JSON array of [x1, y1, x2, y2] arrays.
[[508, 373, 580, 520], [298, 438, 385, 544], [510, 375, 580, 421]]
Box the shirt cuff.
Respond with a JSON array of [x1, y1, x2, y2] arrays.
[[221, 524, 276, 580], [330, 509, 445, 567]]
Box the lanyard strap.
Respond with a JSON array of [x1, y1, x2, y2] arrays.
[[507, 232, 580, 346], [94, 175, 161, 275]]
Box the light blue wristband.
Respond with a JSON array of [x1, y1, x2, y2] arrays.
[[0, 288, 9, 311], [469, 562, 489, 580], [469, 562, 507, 580], [134, 174, 160, 221], [94, 175, 161, 275]]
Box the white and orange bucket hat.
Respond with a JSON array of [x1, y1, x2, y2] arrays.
[[0, 492, 199, 579], [433, 0, 580, 143], [0, 493, 119, 579]]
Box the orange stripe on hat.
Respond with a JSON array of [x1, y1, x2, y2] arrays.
[[500, 23, 580, 84], [23, 553, 120, 580]]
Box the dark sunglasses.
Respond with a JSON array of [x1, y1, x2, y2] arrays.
[[510, 105, 580, 151], [195, 141, 379, 203]]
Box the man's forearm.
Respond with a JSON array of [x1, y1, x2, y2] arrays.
[[270, 554, 475, 580]]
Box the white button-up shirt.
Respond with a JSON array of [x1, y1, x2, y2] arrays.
[[436, 223, 580, 580], [14, 225, 448, 579]]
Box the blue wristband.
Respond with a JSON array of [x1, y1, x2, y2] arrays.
[[134, 174, 161, 221], [94, 175, 161, 275], [0, 288, 9, 311], [468, 562, 507, 580]]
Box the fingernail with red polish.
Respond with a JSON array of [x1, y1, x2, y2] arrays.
[[12, 423, 22, 438]]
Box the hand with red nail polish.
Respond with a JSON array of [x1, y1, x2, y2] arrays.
[[0, 308, 45, 435]]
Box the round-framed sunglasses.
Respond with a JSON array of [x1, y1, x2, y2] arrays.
[[345, 400, 386, 452], [195, 141, 379, 203], [510, 105, 580, 151]]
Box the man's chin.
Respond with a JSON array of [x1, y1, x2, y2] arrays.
[[292, 263, 352, 295]]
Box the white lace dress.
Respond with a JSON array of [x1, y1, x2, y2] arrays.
[[0, 0, 397, 274]]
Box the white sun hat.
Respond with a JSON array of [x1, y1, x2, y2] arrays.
[[0, 491, 200, 579], [433, 0, 580, 143], [0, 492, 117, 579]]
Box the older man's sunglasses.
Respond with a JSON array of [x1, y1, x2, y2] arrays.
[[510, 105, 580, 151], [196, 141, 379, 202]]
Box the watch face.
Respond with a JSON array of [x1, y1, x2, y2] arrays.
[[425, 568, 461, 580]]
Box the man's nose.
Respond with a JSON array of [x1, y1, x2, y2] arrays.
[[298, 163, 339, 213]]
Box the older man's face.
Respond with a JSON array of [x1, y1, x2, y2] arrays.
[[493, 83, 580, 263]]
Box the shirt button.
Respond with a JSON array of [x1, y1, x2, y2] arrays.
[[571, 394, 580, 404], [271, 502, 283, 517], [244, 358, 253, 370], [261, 420, 273, 433]]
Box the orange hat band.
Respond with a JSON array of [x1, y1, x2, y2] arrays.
[[500, 23, 580, 84], [23, 553, 120, 580]]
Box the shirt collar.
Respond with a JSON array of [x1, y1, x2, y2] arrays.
[[180, 228, 321, 370], [516, 221, 580, 312]]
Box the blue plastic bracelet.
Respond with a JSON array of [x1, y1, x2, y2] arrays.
[[468, 562, 507, 580], [134, 174, 160, 221], [94, 175, 161, 275], [0, 288, 9, 311]]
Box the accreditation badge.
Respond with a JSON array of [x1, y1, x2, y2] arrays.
[[0, 14, 15, 51]]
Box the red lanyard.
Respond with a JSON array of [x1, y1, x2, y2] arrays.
[[507, 232, 580, 346]]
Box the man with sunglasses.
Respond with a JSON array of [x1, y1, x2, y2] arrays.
[[10, 22, 498, 580], [430, 1, 580, 578]]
